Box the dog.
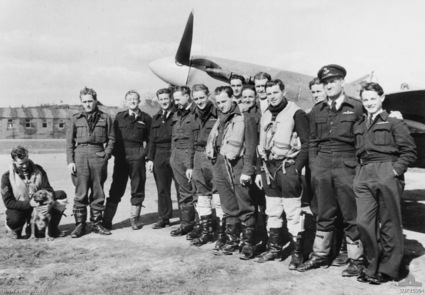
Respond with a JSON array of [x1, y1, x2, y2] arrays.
[[29, 189, 55, 241]]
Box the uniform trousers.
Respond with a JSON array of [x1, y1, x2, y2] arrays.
[[153, 148, 179, 220], [108, 146, 146, 206], [213, 154, 255, 226], [74, 144, 107, 210], [262, 160, 302, 236], [192, 150, 217, 197], [354, 161, 404, 278], [311, 151, 360, 241], [170, 148, 195, 207]]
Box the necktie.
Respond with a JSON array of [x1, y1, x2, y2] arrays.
[[130, 113, 136, 122], [331, 100, 337, 112], [368, 115, 373, 128]]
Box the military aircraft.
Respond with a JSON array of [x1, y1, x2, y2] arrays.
[[149, 12, 425, 168]]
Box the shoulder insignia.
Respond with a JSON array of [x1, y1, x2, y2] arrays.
[[377, 122, 389, 124], [1, 186, 9, 195], [137, 121, 146, 125], [343, 111, 354, 114]]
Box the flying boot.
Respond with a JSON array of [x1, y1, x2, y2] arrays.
[[240, 224, 256, 260], [288, 231, 305, 270], [90, 208, 111, 235], [221, 222, 241, 255], [130, 204, 144, 230], [102, 201, 118, 230], [71, 206, 87, 238], [190, 215, 214, 246], [255, 228, 284, 263], [212, 218, 227, 255], [170, 205, 195, 237]]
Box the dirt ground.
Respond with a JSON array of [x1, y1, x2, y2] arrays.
[[0, 153, 424, 295]]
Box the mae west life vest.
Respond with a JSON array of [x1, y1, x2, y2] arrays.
[[258, 101, 301, 161], [206, 113, 245, 161]]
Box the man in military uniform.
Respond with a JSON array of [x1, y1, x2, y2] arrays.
[[169, 86, 197, 237], [66, 87, 115, 238], [253, 72, 272, 113], [103, 90, 152, 231], [307, 77, 347, 267], [297, 65, 364, 276], [2, 146, 67, 239], [241, 84, 268, 253], [354, 82, 416, 284], [309, 77, 327, 105], [206, 86, 258, 259], [189, 84, 220, 247], [146, 88, 180, 229], [254, 79, 309, 270], [229, 74, 246, 104]]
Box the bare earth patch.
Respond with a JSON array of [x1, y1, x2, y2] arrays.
[[0, 153, 424, 295]]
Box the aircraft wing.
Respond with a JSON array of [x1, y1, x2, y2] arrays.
[[149, 11, 425, 168], [384, 89, 425, 168]]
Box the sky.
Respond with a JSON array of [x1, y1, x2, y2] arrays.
[[1, 0, 425, 107]]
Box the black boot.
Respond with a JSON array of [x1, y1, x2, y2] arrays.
[[90, 208, 111, 235], [71, 207, 87, 238], [212, 218, 227, 255], [296, 231, 333, 272], [186, 211, 202, 240], [170, 205, 195, 237], [130, 205, 143, 230], [49, 208, 66, 238], [221, 222, 240, 255], [289, 232, 305, 270], [102, 202, 118, 230], [190, 215, 214, 247], [240, 224, 256, 260], [255, 228, 283, 263]]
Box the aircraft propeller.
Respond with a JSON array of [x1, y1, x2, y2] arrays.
[[175, 11, 194, 66]]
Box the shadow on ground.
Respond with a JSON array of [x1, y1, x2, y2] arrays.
[[57, 208, 182, 235]]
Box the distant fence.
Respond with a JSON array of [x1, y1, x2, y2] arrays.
[[0, 139, 66, 154]]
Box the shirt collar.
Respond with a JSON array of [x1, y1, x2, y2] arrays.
[[129, 109, 140, 117], [327, 94, 345, 111]]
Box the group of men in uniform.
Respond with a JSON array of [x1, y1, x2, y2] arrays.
[[2, 63, 416, 285]]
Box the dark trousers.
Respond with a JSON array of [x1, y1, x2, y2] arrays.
[[311, 152, 360, 241], [6, 208, 32, 230], [262, 161, 302, 199], [304, 163, 318, 216], [192, 150, 216, 196], [108, 146, 146, 206], [213, 154, 255, 226], [153, 148, 179, 220], [170, 148, 195, 207], [74, 145, 108, 210], [354, 161, 404, 278]]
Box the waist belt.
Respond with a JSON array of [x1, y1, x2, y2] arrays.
[[174, 140, 190, 149], [318, 148, 355, 154], [77, 143, 103, 146], [359, 156, 398, 166], [195, 146, 206, 152]]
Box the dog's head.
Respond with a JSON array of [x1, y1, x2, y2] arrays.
[[32, 189, 54, 205]]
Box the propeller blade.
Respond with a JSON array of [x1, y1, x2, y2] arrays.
[[175, 11, 194, 66]]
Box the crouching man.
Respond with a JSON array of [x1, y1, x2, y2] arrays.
[[254, 80, 309, 270], [1, 146, 67, 239], [206, 86, 258, 259]]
